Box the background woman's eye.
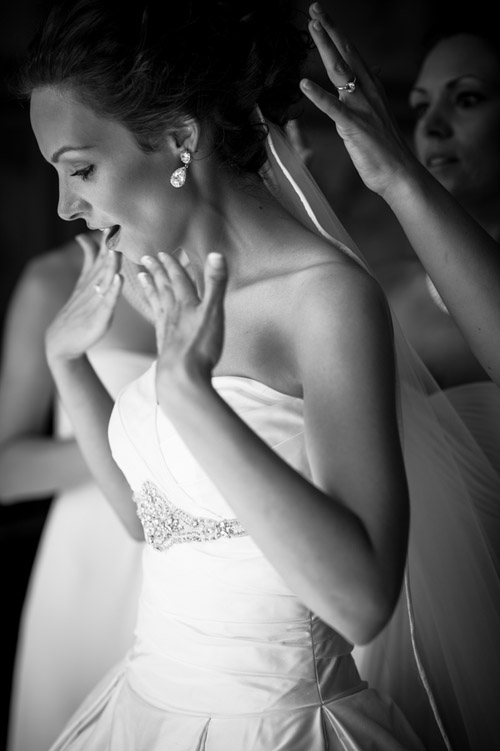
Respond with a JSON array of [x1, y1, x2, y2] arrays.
[[409, 102, 429, 120], [456, 91, 485, 109], [70, 165, 95, 181]]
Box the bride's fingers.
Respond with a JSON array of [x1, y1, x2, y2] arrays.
[[92, 251, 121, 298], [137, 270, 161, 314], [75, 233, 99, 275], [137, 257, 173, 319], [157, 251, 199, 304], [141, 254, 173, 298], [202, 252, 227, 320]]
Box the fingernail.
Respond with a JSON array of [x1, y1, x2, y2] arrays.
[[312, 19, 322, 30], [141, 255, 153, 266], [312, 2, 322, 12], [208, 252, 225, 268], [301, 78, 311, 90], [138, 272, 149, 285]]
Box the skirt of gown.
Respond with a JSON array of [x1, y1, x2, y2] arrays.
[[47, 542, 425, 751], [7, 483, 144, 751], [7, 349, 152, 751]]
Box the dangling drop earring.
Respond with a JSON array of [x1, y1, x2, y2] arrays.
[[170, 150, 192, 188]]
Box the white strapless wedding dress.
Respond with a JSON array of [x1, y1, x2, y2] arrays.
[[48, 363, 424, 751], [7, 349, 152, 751]]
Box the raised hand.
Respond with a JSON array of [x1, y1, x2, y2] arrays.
[[300, 3, 418, 200], [45, 231, 122, 362], [138, 251, 228, 393]]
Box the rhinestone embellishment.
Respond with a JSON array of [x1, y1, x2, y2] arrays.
[[133, 480, 248, 552]]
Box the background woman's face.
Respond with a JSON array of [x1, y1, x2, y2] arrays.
[[30, 87, 186, 264], [409, 34, 500, 208]]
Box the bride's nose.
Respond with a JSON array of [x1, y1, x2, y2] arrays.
[[57, 184, 89, 222]]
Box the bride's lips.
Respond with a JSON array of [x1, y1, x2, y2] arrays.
[[105, 225, 121, 250]]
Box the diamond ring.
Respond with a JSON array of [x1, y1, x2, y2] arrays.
[[336, 76, 357, 94]]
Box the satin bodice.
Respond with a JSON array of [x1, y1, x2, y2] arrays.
[[108, 364, 362, 715]]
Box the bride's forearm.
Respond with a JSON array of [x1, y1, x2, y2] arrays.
[[157, 376, 389, 644], [48, 354, 143, 539]]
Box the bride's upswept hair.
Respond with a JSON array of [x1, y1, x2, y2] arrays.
[[16, 0, 311, 174]]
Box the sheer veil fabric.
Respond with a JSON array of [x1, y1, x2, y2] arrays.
[[262, 118, 500, 751], [120, 117, 500, 751]]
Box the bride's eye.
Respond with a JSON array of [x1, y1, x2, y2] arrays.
[[70, 165, 95, 181]]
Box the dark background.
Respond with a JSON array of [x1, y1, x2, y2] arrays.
[[0, 1, 488, 748]]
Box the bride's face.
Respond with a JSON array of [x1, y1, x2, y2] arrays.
[[30, 86, 188, 263]]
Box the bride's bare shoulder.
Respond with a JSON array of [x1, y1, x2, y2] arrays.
[[286, 242, 391, 340]]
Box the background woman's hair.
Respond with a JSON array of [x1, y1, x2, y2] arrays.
[[16, 0, 311, 174], [414, 15, 500, 70]]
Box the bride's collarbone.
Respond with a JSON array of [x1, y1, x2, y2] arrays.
[[216, 259, 342, 396], [216, 310, 302, 398]]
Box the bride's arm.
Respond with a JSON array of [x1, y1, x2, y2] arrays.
[[45, 237, 143, 539], [144, 252, 408, 646], [47, 354, 142, 538], [301, 3, 500, 388]]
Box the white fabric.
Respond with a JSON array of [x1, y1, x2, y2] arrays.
[[7, 349, 151, 751]]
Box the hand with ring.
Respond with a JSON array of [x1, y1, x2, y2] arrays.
[[300, 2, 419, 201], [45, 231, 123, 364]]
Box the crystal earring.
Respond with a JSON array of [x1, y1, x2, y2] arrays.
[[170, 150, 192, 188]]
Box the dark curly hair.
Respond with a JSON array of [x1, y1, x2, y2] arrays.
[[16, 0, 311, 174], [415, 17, 500, 70]]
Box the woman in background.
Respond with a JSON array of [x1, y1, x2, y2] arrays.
[[376, 24, 500, 388], [302, 3, 500, 390], [2, 231, 155, 751]]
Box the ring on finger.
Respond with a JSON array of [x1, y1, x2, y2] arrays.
[[336, 76, 357, 94]]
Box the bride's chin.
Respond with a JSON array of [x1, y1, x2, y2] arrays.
[[118, 237, 145, 265]]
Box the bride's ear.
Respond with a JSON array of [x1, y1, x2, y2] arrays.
[[167, 118, 201, 157]]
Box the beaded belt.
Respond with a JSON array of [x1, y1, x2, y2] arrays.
[[133, 480, 248, 552]]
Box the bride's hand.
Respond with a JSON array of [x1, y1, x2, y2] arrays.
[[139, 251, 227, 393], [300, 3, 418, 201], [45, 231, 122, 363]]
